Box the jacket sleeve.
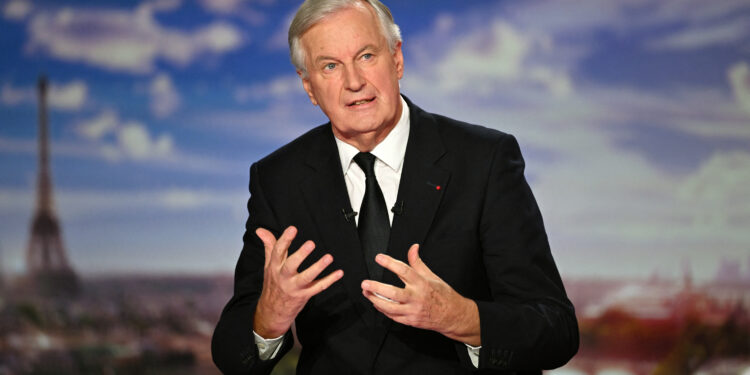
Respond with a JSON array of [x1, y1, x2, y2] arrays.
[[474, 134, 579, 371], [211, 162, 294, 374]]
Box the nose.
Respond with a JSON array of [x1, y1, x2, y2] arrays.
[[344, 65, 365, 91]]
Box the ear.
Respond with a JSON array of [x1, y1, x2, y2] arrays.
[[392, 41, 404, 80], [298, 70, 318, 106]]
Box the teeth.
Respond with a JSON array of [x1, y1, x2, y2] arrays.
[[353, 99, 371, 105]]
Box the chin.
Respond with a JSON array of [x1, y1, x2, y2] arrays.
[[334, 122, 375, 137]]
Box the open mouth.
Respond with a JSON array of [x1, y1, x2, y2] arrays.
[[347, 97, 375, 107]]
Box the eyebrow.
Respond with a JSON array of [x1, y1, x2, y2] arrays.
[[314, 44, 379, 65]]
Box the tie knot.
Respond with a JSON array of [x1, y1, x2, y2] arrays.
[[353, 152, 377, 177]]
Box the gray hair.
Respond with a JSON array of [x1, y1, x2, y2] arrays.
[[288, 0, 402, 78]]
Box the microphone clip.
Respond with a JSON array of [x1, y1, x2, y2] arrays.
[[342, 208, 358, 222], [391, 201, 404, 216]]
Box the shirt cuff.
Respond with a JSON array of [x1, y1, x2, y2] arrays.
[[465, 343, 481, 368], [253, 330, 285, 361]]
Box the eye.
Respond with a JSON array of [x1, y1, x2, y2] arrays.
[[362, 53, 373, 60], [323, 62, 336, 71]]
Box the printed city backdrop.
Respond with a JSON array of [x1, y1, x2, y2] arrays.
[[1, 0, 749, 374]]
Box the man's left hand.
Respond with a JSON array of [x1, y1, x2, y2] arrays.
[[361, 244, 481, 346]]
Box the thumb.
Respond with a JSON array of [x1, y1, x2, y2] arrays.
[[256, 227, 277, 267], [407, 244, 431, 275]]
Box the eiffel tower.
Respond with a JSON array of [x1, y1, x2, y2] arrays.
[[25, 76, 79, 297]]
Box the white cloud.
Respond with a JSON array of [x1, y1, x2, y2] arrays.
[[0, 80, 87, 110], [678, 151, 750, 228], [26, 4, 244, 74], [194, 21, 245, 53], [437, 21, 529, 81], [73, 111, 174, 162], [0, 134, 114, 160], [198, 0, 267, 25], [199, 0, 244, 14], [3, 0, 32, 21], [0, 187, 245, 219], [160, 188, 237, 210], [68, 111, 242, 174], [149, 73, 181, 118], [585, 85, 750, 139], [728, 61, 750, 115], [234, 74, 302, 103], [520, 112, 750, 280], [527, 66, 572, 97], [76, 110, 118, 140], [631, 1, 750, 52], [221, 73, 324, 142], [647, 18, 750, 50], [502, 0, 635, 36], [433, 13, 455, 34], [116, 121, 174, 160], [501, 0, 750, 52], [1, 124, 240, 176], [200, 101, 324, 142], [48, 80, 87, 110], [405, 18, 574, 98], [3, 110, 175, 163], [635, 0, 750, 27], [394, 3, 750, 281], [142, 0, 182, 13], [1, 83, 33, 105]]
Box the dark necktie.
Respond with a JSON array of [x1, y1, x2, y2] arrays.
[[353, 152, 390, 280]]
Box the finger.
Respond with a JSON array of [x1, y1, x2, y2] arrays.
[[306, 269, 344, 297], [407, 244, 434, 277], [361, 280, 408, 303], [273, 226, 298, 263], [295, 252, 333, 285], [375, 253, 417, 284], [363, 290, 409, 316], [256, 227, 277, 267], [282, 240, 316, 276], [367, 299, 423, 329]]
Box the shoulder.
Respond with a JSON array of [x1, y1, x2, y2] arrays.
[[409, 100, 518, 156], [254, 123, 332, 171]]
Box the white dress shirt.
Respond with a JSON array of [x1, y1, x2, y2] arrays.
[[335, 95, 410, 224], [253, 96, 481, 367]]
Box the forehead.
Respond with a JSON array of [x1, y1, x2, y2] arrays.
[[300, 3, 385, 60]]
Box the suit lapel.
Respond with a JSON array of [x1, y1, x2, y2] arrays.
[[370, 99, 451, 362], [383, 100, 450, 285], [298, 126, 376, 326]]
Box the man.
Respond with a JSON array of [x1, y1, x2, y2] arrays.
[[212, 0, 579, 374]]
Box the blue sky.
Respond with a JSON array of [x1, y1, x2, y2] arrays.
[[1, 0, 749, 281]]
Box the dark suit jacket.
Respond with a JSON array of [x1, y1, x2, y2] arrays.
[[212, 97, 579, 374]]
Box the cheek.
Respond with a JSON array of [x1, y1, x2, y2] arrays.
[[374, 68, 399, 92], [315, 80, 342, 104]]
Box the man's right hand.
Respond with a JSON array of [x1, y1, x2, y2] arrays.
[[253, 226, 344, 339]]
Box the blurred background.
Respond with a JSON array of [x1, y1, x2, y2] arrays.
[[1, 0, 749, 374]]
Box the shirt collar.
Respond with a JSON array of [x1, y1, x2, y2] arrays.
[[335, 95, 410, 174]]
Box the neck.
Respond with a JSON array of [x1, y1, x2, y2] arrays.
[[333, 99, 403, 152]]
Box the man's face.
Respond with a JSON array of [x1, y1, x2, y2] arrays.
[[299, 3, 403, 146]]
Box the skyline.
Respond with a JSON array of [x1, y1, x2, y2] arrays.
[[1, 0, 750, 281]]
